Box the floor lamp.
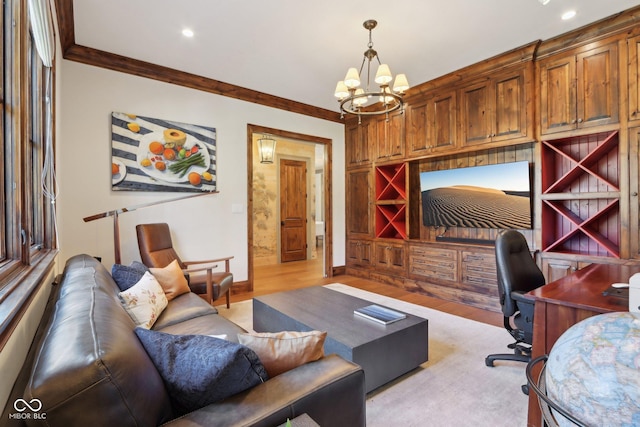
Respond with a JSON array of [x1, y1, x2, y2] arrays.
[[83, 192, 217, 264]]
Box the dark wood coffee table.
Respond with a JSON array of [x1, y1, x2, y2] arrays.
[[253, 286, 428, 392]]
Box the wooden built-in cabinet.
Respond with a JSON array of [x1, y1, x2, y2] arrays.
[[345, 120, 373, 167], [405, 89, 457, 157], [539, 40, 619, 135], [460, 65, 531, 147], [344, 9, 640, 317], [374, 110, 405, 161]]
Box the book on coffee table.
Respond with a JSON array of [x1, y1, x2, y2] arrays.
[[354, 304, 406, 325]]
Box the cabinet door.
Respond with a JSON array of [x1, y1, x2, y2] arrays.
[[460, 80, 492, 146], [346, 169, 372, 236], [375, 110, 405, 161], [347, 239, 372, 266], [405, 100, 429, 158], [630, 127, 640, 259], [345, 121, 371, 167], [492, 70, 528, 142], [576, 43, 619, 130], [539, 54, 576, 135], [629, 35, 640, 123], [375, 241, 406, 273], [430, 90, 458, 153], [406, 91, 457, 157], [541, 258, 577, 283]]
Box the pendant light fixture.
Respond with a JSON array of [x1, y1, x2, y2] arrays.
[[334, 19, 409, 120], [257, 134, 277, 164]]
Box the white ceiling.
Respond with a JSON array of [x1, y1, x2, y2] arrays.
[[72, 0, 640, 114]]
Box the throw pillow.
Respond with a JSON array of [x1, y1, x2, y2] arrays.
[[237, 330, 327, 377], [134, 328, 268, 415], [149, 259, 191, 301], [111, 261, 149, 291], [118, 272, 168, 329]]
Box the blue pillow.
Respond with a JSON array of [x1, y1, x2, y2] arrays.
[[111, 262, 149, 291], [134, 328, 268, 415]]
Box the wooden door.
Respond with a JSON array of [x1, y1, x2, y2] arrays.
[[460, 80, 492, 146], [576, 42, 619, 130], [539, 54, 576, 135], [280, 159, 307, 262]]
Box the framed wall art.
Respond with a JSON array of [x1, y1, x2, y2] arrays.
[[111, 112, 217, 192]]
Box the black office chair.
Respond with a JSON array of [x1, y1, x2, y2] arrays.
[[485, 230, 546, 387]]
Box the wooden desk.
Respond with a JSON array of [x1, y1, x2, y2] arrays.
[[525, 263, 640, 427]]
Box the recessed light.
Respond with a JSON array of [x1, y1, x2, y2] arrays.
[[562, 10, 576, 20], [182, 28, 194, 38], [538, 0, 550, 5]]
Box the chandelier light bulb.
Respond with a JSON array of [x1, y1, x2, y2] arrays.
[[353, 89, 367, 106], [393, 74, 410, 93], [334, 81, 349, 100], [344, 68, 361, 89], [375, 64, 393, 85]]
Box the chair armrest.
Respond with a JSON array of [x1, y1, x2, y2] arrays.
[[181, 264, 217, 274], [183, 256, 234, 272]]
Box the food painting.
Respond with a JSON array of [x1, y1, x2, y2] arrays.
[[111, 112, 217, 192]]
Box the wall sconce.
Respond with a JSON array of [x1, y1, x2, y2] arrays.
[[258, 134, 277, 164]]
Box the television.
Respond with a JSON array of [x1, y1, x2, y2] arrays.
[[420, 161, 532, 229]]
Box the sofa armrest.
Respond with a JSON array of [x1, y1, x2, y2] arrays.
[[162, 354, 366, 427]]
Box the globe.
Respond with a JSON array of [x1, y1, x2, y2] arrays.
[[545, 312, 640, 427]]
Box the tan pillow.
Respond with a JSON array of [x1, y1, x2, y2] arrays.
[[237, 330, 327, 377], [149, 259, 190, 301]]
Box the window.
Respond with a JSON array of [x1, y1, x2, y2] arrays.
[[0, 0, 57, 348]]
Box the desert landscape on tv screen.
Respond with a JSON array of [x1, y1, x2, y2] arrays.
[[421, 161, 531, 230]]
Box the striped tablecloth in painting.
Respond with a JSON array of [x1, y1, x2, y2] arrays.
[[110, 112, 217, 193]]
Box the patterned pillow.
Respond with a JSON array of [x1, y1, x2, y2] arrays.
[[111, 261, 149, 291], [134, 328, 268, 415], [237, 330, 327, 377], [118, 272, 168, 329]]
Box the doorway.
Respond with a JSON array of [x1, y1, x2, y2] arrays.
[[247, 124, 333, 292]]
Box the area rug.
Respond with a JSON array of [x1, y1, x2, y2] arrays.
[[216, 283, 528, 426]]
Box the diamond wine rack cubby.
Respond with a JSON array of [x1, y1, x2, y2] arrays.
[[375, 163, 407, 239], [540, 131, 620, 257]]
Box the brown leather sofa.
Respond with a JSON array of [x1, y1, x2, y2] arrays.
[[14, 254, 366, 427]]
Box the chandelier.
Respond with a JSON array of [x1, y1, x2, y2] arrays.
[[334, 20, 409, 119]]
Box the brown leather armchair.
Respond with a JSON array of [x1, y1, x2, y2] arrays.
[[136, 222, 234, 307]]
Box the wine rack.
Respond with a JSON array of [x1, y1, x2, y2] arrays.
[[540, 131, 620, 257], [375, 163, 407, 239]]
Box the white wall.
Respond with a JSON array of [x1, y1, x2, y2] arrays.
[[57, 61, 346, 279]]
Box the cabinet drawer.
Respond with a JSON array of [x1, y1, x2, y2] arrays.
[[461, 251, 497, 289], [409, 245, 457, 281]]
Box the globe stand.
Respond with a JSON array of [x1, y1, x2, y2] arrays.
[[526, 355, 588, 427]]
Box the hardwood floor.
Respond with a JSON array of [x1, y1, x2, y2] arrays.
[[230, 248, 503, 328]]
